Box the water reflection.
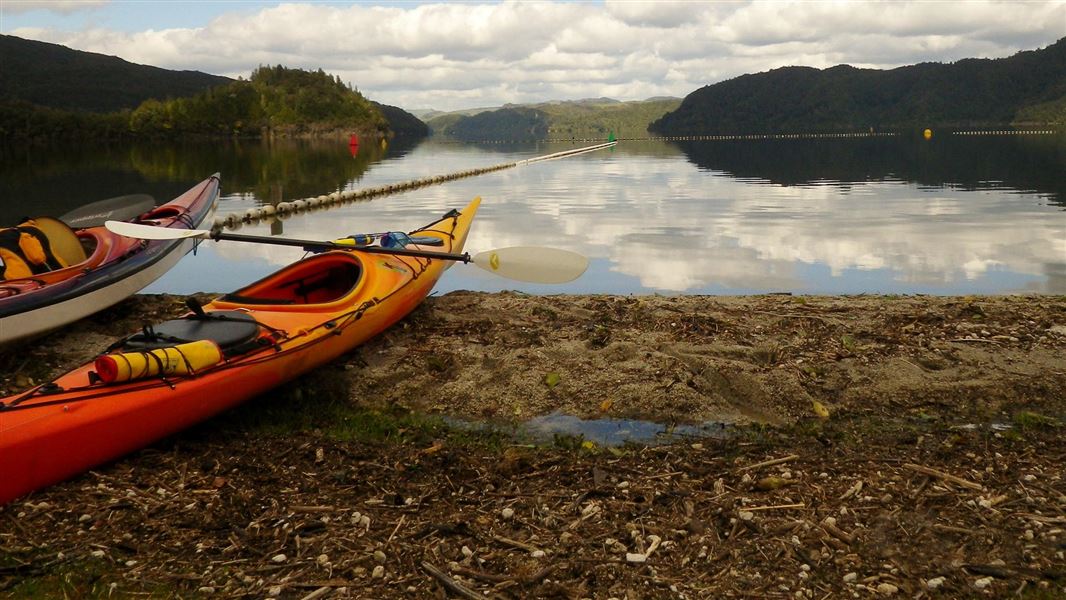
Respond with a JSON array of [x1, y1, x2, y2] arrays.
[[0, 137, 404, 224], [2, 136, 1062, 295], [673, 134, 1066, 207]]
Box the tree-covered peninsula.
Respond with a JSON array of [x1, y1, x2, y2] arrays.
[[127, 65, 389, 138], [650, 37, 1066, 135], [0, 35, 418, 144]]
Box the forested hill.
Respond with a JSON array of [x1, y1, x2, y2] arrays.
[[650, 37, 1066, 135], [429, 98, 681, 141], [0, 34, 231, 113]]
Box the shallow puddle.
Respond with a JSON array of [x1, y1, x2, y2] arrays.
[[446, 411, 729, 446]]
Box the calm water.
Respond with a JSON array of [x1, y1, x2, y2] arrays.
[[2, 134, 1063, 295]]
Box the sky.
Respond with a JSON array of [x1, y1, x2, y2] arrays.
[[2, 1, 1064, 112]]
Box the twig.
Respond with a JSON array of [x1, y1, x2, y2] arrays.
[[903, 463, 983, 491], [421, 561, 487, 600], [745, 503, 806, 511], [289, 506, 335, 514], [492, 535, 542, 554], [298, 587, 331, 600], [737, 455, 800, 472]]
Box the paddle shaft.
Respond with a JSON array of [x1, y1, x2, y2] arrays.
[[212, 231, 471, 262]]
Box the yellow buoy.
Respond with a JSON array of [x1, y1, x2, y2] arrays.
[[94, 340, 223, 383], [923, 128, 933, 140]]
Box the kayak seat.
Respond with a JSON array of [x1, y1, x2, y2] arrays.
[[121, 311, 263, 357], [32, 217, 88, 267]]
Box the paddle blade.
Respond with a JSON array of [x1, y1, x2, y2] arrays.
[[60, 194, 156, 228], [471, 246, 588, 284], [105, 220, 212, 240]]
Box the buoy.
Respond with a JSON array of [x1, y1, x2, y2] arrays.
[[923, 128, 933, 140], [349, 134, 359, 146], [94, 340, 223, 383]]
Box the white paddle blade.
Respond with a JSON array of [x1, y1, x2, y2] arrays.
[[105, 220, 213, 240], [471, 246, 588, 284]]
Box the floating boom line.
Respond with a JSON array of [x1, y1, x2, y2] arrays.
[[212, 141, 618, 231]]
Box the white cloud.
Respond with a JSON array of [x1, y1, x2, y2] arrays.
[[7, 0, 1065, 111], [3, 1, 107, 15]]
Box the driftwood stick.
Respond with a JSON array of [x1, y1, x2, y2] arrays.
[[903, 463, 983, 491], [421, 561, 487, 600], [745, 503, 806, 512], [737, 454, 800, 472], [821, 520, 855, 545], [492, 535, 542, 554]]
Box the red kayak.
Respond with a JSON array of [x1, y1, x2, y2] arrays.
[[0, 175, 219, 345]]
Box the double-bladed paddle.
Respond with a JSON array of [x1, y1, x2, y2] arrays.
[[104, 221, 588, 284], [60, 194, 156, 228]]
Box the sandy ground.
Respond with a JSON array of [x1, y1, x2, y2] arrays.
[[1, 292, 1064, 598]]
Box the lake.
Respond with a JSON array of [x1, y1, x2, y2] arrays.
[[2, 134, 1063, 295]]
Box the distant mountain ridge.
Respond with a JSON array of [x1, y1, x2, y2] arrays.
[[426, 97, 681, 141], [651, 37, 1066, 135], [0, 34, 232, 113]]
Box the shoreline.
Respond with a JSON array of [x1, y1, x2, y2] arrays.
[[1, 291, 1063, 598]]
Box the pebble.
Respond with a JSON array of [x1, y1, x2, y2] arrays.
[[271, 553, 287, 563], [842, 572, 858, 583], [372, 565, 385, 578], [926, 576, 946, 590], [531, 550, 546, 558], [738, 510, 754, 521], [198, 587, 215, 594], [268, 585, 283, 596], [501, 507, 515, 520], [317, 553, 330, 565], [78, 514, 92, 523], [974, 577, 993, 589], [875, 583, 898, 595], [91, 550, 105, 558], [461, 546, 473, 558], [373, 550, 387, 563]]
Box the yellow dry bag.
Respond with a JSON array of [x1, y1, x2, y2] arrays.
[[94, 340, 223, 384]]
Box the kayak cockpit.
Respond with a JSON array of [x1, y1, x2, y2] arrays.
[[217, 252, 363, 306]]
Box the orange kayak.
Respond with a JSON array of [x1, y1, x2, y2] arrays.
[[0, 196, 480, 504]]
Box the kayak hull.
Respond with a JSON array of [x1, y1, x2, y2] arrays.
[[0, 197, 479, 504], [0, 175, 220, 345]]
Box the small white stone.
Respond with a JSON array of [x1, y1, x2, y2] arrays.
[[198, 587, 215, 594], [78, 514, 92, 523], [625, 553, 647, 563], [271, 553, 287, 563], [90, 550, 105, 558], [372, 565, 385, 578], [501, 507, 515, 520], [875, 582, 898, 595], [974, 577, 993, 589], [317, 554, 330, 565], [373, 550, 386, 563], [531, 550, 546, 558], [268, 585, 283, 596], [738, 511, 754, 521], [461, 546, 473, 558], [125, 560, 137, 567], [926, 576, 946, 590], [843, 572, 858, 583]]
